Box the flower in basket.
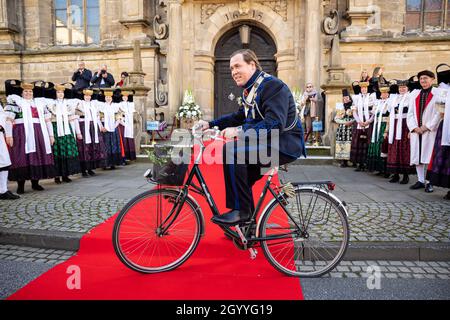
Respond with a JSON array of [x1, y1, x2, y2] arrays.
[[176, 90, 203, 120]]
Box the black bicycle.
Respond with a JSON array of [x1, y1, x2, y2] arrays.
[[112, 126, 350, 277]]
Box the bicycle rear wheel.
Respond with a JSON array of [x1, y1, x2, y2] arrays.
[[259, 188, 349, 277], [113, 188, 202, 273]]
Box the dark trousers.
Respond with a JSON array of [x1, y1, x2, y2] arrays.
[[222, 141, 295, 213]]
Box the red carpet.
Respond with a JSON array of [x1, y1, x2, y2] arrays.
[[8, 141, 303, 300]]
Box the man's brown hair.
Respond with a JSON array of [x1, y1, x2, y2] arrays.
[[230, 49, 262, 71]]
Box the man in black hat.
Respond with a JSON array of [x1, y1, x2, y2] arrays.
[[407, 70, 441, 193]]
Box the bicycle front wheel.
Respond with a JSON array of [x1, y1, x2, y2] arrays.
[[113, 188, 202, 273], [259, 188, 349, 277]]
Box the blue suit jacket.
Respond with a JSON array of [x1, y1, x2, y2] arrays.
[[209, 70, 306, 159]]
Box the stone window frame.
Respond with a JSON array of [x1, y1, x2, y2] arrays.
[[54, 0, 100, 45], [405, 0, 450, 33]]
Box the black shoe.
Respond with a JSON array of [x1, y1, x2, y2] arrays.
[[211, 210, 251, 226], [355, 166, 362, 172], [410, 181, 425, 190], [54, 177, 61, 184], [31, 180, 44, 191], [400, 175, 409, 185], [110, 166, 116, 170], [425, 184, 434, 193], [31, 184, 45, 191], [340, 161, 348, 168], [0, 191, 20, 200], [62, 176, 72, 183], [17, 181, 25, 194], [82, 171, 90, 178], [87, 170, 96, 176], [383, 173, 391, 179], [444, 192, 450, 200], [389, 174, 400, 183]]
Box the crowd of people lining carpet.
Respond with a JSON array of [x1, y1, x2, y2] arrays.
[[0, 63, 449, 202], [330, 67, 449, 201], [0, 62, 136, 200]]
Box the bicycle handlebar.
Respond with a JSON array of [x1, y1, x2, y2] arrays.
[[192, 124, 224, 144]]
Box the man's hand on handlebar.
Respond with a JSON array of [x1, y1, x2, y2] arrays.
[[195, 120, 210, 131]]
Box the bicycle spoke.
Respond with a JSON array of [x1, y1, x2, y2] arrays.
[[113, 190, 201, 273], [260, 188, 349, 277]]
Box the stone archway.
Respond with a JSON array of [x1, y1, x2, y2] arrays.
[[191, 2, 296, 121], [214, 25, 277, 118]]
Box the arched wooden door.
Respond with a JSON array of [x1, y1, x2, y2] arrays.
[[214, 25, 277, 118]]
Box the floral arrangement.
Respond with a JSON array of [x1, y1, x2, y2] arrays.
[[291, 87, 302, 110], [176, 90, 203, 120]]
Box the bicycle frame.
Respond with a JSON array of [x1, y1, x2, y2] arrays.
[[159, 162, 303, 244]]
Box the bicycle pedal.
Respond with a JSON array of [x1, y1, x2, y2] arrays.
[[248, 248, 257, 260]]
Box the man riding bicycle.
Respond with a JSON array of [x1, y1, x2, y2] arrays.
[[196, 49, 306, 226]]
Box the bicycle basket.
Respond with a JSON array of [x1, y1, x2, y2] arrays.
[[150, 144, 190, 186]]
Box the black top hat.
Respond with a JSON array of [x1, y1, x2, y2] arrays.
[[5, 79, 22, 96], [342, 88, 350, 97], [436, 64, 450, 85], [352, 81, 361, 95]]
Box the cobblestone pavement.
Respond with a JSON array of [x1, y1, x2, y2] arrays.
[[0, 194, 127, 233], [323, 260, 450, 279], [0, 243, 448, 280], [0, 163, 448, 242], [0, 244, 74, 265]]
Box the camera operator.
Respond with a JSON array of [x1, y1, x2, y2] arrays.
[[71, 62, 92, 90], [91, 64, 115, 88]]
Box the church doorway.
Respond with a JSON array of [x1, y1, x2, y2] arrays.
[[214, 24, 277, 118]]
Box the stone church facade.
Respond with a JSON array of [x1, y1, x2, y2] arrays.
[[0, 0, 449, 151]]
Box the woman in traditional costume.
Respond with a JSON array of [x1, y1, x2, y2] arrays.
[[4, 83, 55, 194]]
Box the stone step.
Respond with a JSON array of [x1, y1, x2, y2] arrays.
[[137, 154, 335, 165], [305, 145, 332, 157]]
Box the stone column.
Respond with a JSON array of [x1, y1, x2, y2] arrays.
[[167, 0, 184, 119], [276, 50, 296, 89], [321, 35, 350, 154], [194, 51, 215, 121], [126, 40, 151, 153], [119, 0, 153, 45], [304, 0, 321, 89]]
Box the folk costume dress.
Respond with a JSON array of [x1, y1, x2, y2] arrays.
[[350, 92, 376, 169], [387, 92, 415, 175], [4, 94, 55, 183], [117, 100, 137, 161], [426, 86, 450, 190], [74, 99, 107, 173], [367, 96, 394, 172], [334, 101, 355, 161], [47, 98, 81, 178], [367, 96, 392, 172], [98, 100, 122, 168]]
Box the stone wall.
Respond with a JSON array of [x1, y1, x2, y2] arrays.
[[341, 40, 450, 83]]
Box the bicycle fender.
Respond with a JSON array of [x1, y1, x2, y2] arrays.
[[295, 186, 349, 217]]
